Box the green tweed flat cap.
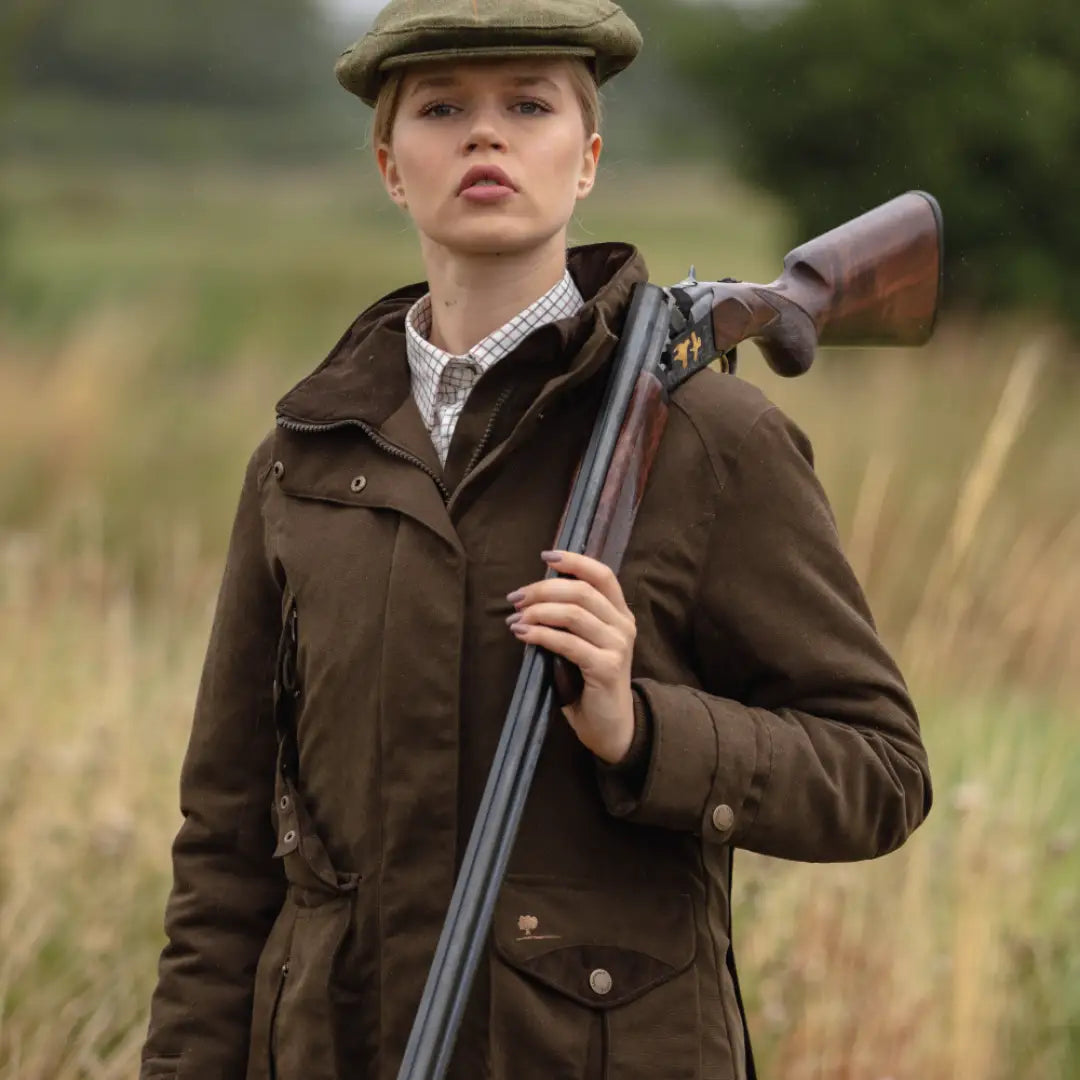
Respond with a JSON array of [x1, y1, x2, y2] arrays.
[[336, 0, 643, 107]]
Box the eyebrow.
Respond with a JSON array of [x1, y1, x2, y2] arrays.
[[408, 74, 563, 96]]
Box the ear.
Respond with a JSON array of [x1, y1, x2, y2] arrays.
[[376, 143, 408, 209], [576, 133, 603, 201]]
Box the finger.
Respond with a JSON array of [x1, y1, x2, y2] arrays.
[[542, 550, 632, 617], [512, 621, 613, 676], [509, 601, 624, 652], [511, 577, 625, 630]]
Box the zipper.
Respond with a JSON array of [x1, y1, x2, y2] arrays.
[[276, 415, 451, 503], [268, 959, 289, 1080], [461, 384, 514, 481]]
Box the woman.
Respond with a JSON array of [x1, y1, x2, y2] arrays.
[[141, 2, 932, 1078]]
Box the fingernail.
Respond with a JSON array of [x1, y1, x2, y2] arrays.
[[512, 623, 529, 636], [507, 589, 526, 604], [541, 551, 563, 564], [506, 612, 523, 627]]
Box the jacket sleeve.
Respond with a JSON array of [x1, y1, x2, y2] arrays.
[[142, 440, 286, 1077], [598, 407, 932, 862]]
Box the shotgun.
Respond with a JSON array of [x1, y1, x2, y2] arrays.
[[396, 189, 944, 1080]]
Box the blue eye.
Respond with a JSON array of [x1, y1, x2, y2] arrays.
[[421, 102, 457, 118], [515, 100, 550, 116]]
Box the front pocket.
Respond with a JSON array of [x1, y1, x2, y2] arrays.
[[490, 877, 701, 1080], [269, 897, 353, 1080], [248, 901, 298, 1080], [267, 960, 288, 1080]]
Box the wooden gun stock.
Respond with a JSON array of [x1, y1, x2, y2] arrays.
[[709, 190, 943, 376]]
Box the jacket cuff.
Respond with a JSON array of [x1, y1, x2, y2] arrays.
[[595, 687, 653, 792], [596, 678, 768, 843]]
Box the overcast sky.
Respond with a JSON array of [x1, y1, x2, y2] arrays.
[[323, 0, 381, 15]]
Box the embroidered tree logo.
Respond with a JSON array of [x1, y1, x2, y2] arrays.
[[515, 914, 560, 942]]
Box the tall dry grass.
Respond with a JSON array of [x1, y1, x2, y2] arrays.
[[736, 336, 1080, 1078], [2, 163, 1079, 1077], [0, 514, 211, 1076], [2, 315, 1077, 1078]]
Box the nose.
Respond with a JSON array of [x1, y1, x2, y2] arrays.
[[464, 108, 507, 154]]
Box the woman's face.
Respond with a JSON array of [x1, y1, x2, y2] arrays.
[[376, 58, 602, 258]]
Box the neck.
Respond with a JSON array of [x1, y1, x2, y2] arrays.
[[417, 233, 569, 355]]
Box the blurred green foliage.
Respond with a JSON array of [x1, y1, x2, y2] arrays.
[[5, 0, 352, 162], [14, 0, 333, 107], [659, 0, 1080, 327]]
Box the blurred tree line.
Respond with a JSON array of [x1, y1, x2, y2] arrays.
[[13, 0, 330, 107], [5, 0, 349, 161], [627, 0, 1080, 327]]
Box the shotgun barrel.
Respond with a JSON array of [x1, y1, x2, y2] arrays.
[[395, 285, 674, 1080]]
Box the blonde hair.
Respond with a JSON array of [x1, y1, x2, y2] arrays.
[[372, 58, 602, 148]]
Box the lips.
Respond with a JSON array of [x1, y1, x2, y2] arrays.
[[457, 165, 517, 195]]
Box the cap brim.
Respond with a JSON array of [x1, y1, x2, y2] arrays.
[[379, 44, 597, 73]]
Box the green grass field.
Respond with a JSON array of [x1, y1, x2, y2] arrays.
[[2, 159, 1079, 1077]]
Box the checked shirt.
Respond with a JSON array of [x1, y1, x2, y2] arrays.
[[405, 269, 584, 466]]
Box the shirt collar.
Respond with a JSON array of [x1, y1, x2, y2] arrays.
[[275, 242, 648, 432], [405, 269, 585, 430]]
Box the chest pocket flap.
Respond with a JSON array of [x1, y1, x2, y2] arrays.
[[271, 427, 458, 550], [493, 877, 697, 1010]]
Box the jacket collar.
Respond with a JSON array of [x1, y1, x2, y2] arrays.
[[275, 242, 649, 430]]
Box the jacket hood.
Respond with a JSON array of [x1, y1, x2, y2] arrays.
[[276, 242, 648, 428]]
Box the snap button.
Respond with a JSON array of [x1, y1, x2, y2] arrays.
[[272, 461, 285, 480], [282, 829, 297, 845], [711, 804, 735, 834], [589, 968, 613, 996], [350, 475, 368, 493]]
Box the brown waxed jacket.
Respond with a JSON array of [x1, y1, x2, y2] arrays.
[[141, 242, 931, 1080]]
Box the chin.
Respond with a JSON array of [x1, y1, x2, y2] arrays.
[[424, 218, 567, 258]]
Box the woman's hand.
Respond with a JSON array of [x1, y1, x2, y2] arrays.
[[506, 550, 636, 765]]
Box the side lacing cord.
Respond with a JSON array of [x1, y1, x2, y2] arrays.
[[273, 596, 301, 785]]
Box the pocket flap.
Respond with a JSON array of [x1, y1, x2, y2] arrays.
[[271, 427, 459, 549], [493, 877, 696, 1010]]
